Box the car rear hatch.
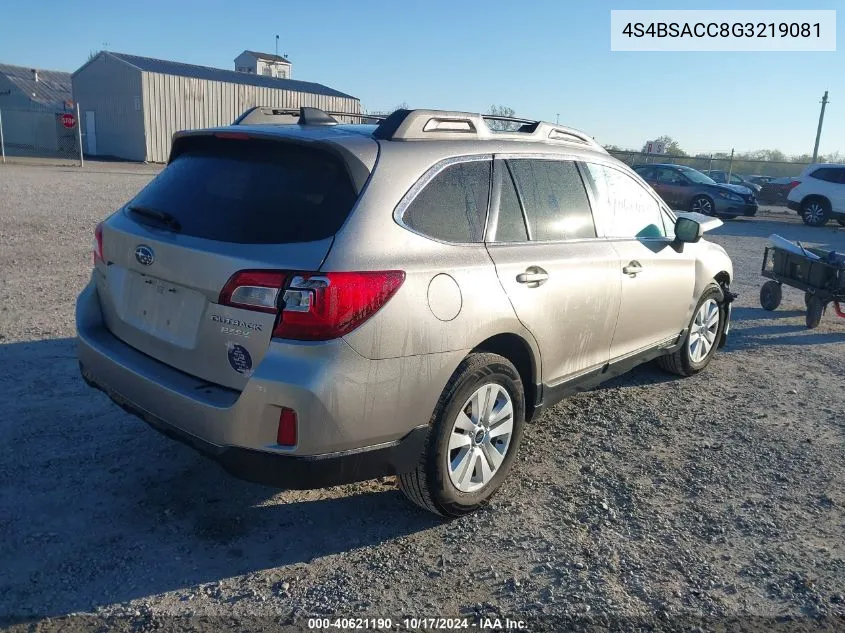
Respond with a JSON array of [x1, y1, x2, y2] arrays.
[[94, 131, 375, 390]]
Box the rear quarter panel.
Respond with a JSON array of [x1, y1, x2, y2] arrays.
[[322, 145, 539, 363]]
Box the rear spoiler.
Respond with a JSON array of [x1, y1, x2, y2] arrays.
[[674, 212, 723, 233], [167, 127, 374, 193]]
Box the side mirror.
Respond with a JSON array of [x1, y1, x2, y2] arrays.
[[675, 216, 703, 243]]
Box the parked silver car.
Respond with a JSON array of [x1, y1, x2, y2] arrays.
[[77, 107, 734, 516]]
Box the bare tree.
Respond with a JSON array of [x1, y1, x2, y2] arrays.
[[486, 105, 518, 131]]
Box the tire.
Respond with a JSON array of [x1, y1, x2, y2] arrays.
[[836, 217, 845, 227], [398, 352, 526, 517], [806, 296, 825, 329], [805, 292, 813, 308], [657, 285, 724, 377], [690, 195, 715, 216], [801, 197, 830, 226], [759, 281, 782, 311]]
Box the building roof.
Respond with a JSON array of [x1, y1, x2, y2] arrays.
[[0, 62, 72, 106], [242, 50, 291, 64], [79, 52, 355, 100]]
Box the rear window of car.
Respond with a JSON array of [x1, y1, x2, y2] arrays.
[[126, 136, 358, 244]]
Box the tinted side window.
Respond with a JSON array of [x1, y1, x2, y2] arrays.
[[492, 167, 529, 242], [810, 168, 834, 182], [656, 167, 684, 184], [584, 163, 666, 239], [402, 160, 491, 242], [508, 159, 596, 241], [634, 166, 657, 181], [812, 167, 845, 184]]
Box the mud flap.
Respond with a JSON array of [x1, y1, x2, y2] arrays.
[[718, 287, 738, 348]]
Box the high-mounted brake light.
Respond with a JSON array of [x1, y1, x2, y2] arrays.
[[219, 270, 286, 314], [214, 132, 251, 140], [93, 222, 104, 264]]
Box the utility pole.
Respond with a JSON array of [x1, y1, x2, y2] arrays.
[[812, 90, 829, 164], [556, 113, 560, 124]]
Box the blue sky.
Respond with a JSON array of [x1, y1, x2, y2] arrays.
[[1, 0, 840, 156]]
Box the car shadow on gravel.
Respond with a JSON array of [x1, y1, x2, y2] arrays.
[[0, 338, 439, 622], [725, 308, 845, 350], [712, 216, 845, 242]]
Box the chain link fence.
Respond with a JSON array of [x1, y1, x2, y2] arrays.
[[0, 104, 82, 166], [608, 150, 809, 179]]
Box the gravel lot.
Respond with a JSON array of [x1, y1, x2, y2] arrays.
[[1, 163, 843, 632]]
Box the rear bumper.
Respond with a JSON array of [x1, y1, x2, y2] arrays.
[[76, 279, 458, 488], [79, 362, 428, 489], [787, 200, 801, 212]]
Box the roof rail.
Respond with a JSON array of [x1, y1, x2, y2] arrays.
[[373, 109, 606, 151], [233, 106, 386, 126]]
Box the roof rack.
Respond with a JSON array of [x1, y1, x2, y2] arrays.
[[233, 106, 385, 126], [231, 106, 605, 152], [373, 109, 606, 151]]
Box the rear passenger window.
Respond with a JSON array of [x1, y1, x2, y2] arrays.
[[492, 167, 528, 242], [584, 163, 666, 239], [507, 159, 596, 241], [811, 168, 845, 184], [401, 160, 491, 242]]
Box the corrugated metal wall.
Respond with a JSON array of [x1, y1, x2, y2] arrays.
[[71, 55, 146, 160], [142, 72, 360, 163]]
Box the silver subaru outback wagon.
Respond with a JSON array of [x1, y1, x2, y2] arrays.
[[77, 107, 734, 517]]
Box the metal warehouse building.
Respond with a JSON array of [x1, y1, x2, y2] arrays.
[[72, 51, 360, 162]]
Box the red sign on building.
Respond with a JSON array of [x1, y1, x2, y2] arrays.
[[59, 113, 76, 129]]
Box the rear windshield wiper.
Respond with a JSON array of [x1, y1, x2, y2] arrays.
[[127, 205, 182, 232]]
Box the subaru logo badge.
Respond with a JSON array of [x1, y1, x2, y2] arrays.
[[135, 244, 155, 266]]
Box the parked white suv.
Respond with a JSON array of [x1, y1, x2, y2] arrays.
[[787, 164, 845, 226]]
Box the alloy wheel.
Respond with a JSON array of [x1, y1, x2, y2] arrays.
[[447, 383, 514, 493], [803, 202, 825, 225], [688, 299, 720, 363], [692, 197, 713, 215]]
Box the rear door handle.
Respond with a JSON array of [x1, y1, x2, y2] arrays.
[[516, 267, 549, 287], [623, 261, 643, 276]]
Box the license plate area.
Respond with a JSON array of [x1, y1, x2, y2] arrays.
[[113, 269, 206, 347]]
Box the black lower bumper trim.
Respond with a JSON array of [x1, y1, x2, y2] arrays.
[[787, 200, 800, 212], [80, 362, 429, 490]]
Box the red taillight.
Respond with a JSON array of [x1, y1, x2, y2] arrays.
[[93, 222, 104, 264], [273, 271, 405, 341], [219, 269, 404, 340], [277, 408, 297, 446], [788, 180, 801, 190], [219, 270, 287, 314]]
